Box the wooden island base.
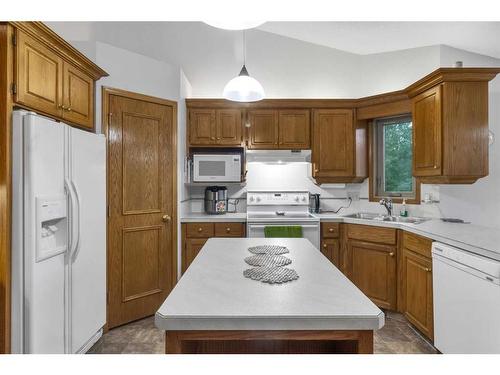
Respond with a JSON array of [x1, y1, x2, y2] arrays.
[[165, 330, 373, 354]]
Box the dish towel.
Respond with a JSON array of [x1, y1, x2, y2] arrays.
[[264, 226, 303, 238]]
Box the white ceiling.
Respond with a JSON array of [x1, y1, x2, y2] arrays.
[[259, 22, 500, 58]]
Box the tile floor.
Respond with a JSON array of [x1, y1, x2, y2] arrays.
[[87, 310, 438, 354]]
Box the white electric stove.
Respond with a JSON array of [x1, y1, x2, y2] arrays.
[[246, 191, 320, 249]]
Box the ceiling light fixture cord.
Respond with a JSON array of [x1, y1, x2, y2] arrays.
[[243, 30, 246, 67]]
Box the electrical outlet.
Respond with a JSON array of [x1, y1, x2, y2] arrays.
[[347, 191, 360, 201]]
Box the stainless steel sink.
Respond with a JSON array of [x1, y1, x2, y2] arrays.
[[342, 212, 431, 224], [342, 212, 383, 220], [381, 216, 431, 224]]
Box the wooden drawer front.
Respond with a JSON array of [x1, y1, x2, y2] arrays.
[[215, 222, 245, 237], [322, 222, 340, 238], [185, 223, 214, 238], [402, 231, 432, 258], [347, 224, 396, 245]]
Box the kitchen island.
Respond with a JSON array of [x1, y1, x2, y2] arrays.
[[155, 238, 384, 354]]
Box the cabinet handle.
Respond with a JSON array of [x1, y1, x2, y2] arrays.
[[226, 227, 231, 232], [197, 227, 203, 232], [389, 252, 395, 257], [328, 228, 334, 232], [425, 267, 432, 272], [323, 244, 327, 248], [67, 107, 72, 112]]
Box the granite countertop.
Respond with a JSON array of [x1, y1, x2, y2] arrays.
[[156, 237, 384, 331], [180, 211, 500, 261]]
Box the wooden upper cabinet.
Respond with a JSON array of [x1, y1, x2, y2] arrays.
[[188, 109, 242, 146], [278, 110, 311, 149], [247, 110, 279, 149], [13, 24, 107, 131], [312, 109, 364, 183], [408, 68, 498, 184], [412, 85, 442, 177], [189, 109, 216, 145], [216, 109, 242, 145], [62, 62, 94, 129], [15, 29, 63, 117]]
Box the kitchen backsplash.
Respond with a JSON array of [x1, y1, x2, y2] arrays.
[[182, 161, 442, 218]]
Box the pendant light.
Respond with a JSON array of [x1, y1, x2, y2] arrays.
[[204, 21, 265, 31], [223, 31, 265, 102]]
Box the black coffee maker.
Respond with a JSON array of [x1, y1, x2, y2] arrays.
[[310, 194, 321, 213]]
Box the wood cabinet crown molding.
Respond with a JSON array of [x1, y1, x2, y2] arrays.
[[186, 67, 500, 110], [405, 67, 500, 98], [9, 22, 108, 80]]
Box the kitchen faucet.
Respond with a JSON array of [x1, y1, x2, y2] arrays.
[[379, 198, 393, 216]]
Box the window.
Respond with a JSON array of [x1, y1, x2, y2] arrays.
[[372, 115, 419, 202]]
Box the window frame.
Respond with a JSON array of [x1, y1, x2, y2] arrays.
[[369, 114, 421, 204]]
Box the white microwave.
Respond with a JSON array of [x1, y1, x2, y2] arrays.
[[192, 154, 242, 182]]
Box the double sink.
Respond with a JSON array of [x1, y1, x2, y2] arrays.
[[343, 212, 431, 225]]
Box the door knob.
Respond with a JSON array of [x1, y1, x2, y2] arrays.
[[162, 214, 171, 222]]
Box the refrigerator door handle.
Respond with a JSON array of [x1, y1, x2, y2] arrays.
[[65, 178, 79, 260], [70, 180, 81, 262]]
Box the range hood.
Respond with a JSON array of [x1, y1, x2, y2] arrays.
[[246, 150, 311, 164]]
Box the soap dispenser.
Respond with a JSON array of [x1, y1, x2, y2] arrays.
[[400, 199, 408, 217]]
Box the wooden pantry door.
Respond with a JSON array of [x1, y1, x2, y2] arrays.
[[104, 87, 177, 329]]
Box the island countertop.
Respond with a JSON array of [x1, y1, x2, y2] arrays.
[[156, 237, 384, 332]]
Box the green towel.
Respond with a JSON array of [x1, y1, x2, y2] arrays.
[[264, 226, 303, 238]]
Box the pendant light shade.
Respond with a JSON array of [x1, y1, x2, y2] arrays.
[[204, 21, 265, 30], [223, 65, 265, 102], [223, 31, 265, 102]]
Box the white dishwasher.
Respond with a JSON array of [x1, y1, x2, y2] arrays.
[[432, 242, 500, 353]]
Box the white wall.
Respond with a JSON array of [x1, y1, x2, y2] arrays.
[[49, 22, 500, 229]]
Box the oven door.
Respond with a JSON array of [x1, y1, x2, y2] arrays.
[[193, 154, 241, 182], [246, 222, 320, 249]]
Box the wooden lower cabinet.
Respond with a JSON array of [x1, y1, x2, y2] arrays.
[[401, 232, 434, 340], [349, 240, 397, 310], [321, 239, 341, 268], [344, 224, 398, 310], [183, 238, 208, 274], [181, 222, 246, 274], [320, 222, 341, 268]]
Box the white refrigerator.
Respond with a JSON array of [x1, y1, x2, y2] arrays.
[[11, 110, 106, 354]]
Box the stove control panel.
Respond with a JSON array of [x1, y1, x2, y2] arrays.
[[247, 192, 310, 206]]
